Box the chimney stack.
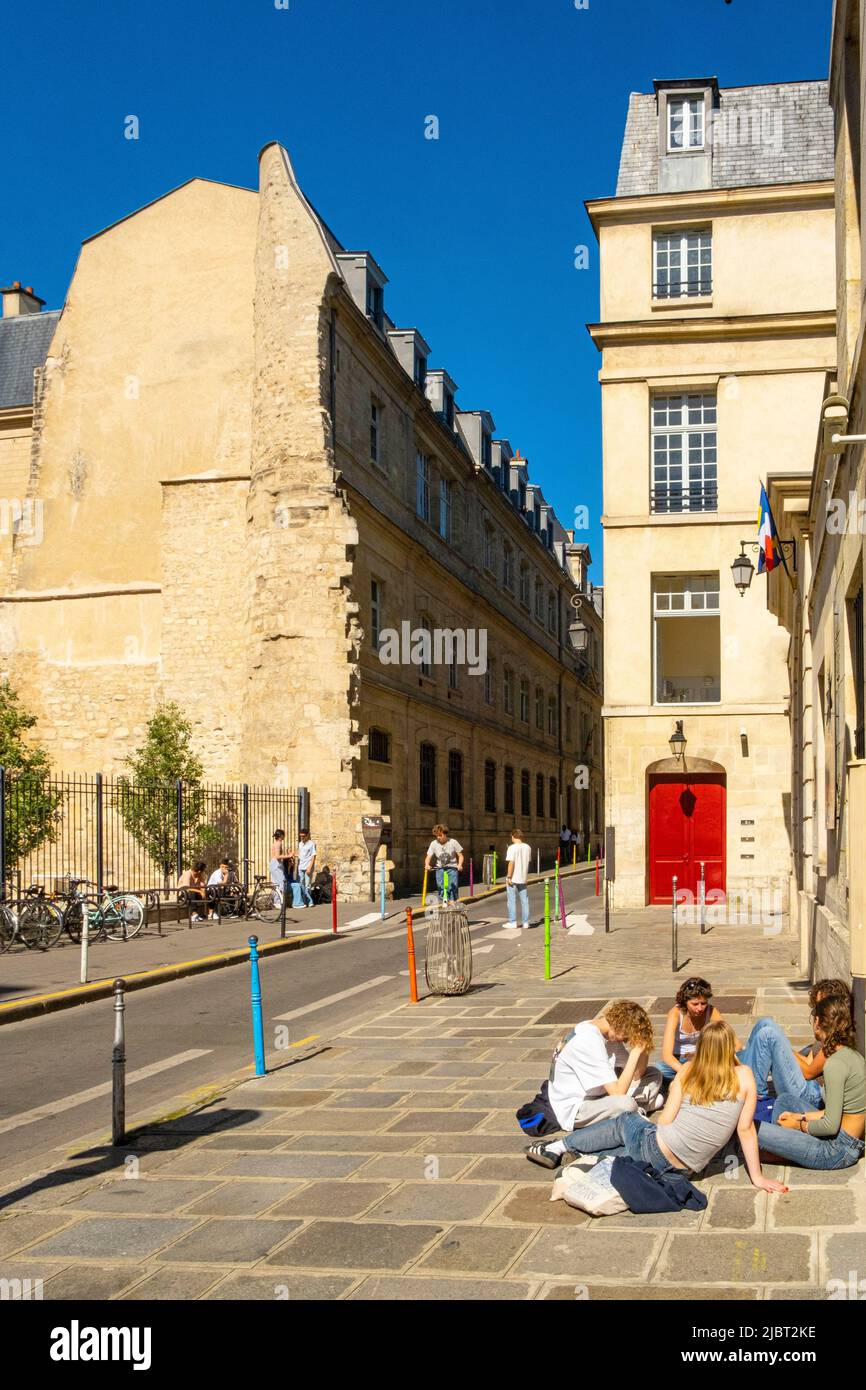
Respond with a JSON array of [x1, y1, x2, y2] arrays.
[[1, 282, 45, 318]]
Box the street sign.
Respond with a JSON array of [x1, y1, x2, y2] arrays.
[[361, 816, 384, 902]]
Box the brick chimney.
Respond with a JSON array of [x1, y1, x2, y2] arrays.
[[1, 282, 45, 317]]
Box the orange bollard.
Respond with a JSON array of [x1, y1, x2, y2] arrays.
[[406, 907, 419, 1004], [595, 858, 600, 896], [332, 872, 338, 932], [572, 844, 577, 867]]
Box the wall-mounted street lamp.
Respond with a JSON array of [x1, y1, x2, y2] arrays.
[[730, 538, 796, 596], [669, 720, 687, 760], [568, 593, 590, 653]]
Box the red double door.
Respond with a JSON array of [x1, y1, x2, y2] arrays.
[[648, 774, 726, 904]]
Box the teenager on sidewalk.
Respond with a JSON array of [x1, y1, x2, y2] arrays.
[[545, 1001, 664, 1133], [296, 829, 317, 908], [737, 977, 853, 1104], [424, 824, 464, 902], [757, 995, 865, 1170], [528, 1021, 787, 1197], [504, 828, 532, 929]]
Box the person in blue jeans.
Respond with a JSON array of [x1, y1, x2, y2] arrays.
[[737, 978, 852, 1103], [504, 828, 532, 929], [295, 829, 317, 908], [424, 824, 463, 903], [659, 977, 727, 1083], [757, 996, 865, 1171]]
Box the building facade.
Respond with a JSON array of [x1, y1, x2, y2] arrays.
[[589, 79, 835, 912], [0, 145, 602, 897], [767, 4, 866, 1045]]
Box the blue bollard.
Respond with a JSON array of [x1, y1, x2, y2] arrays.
[[380, 858, 386, 920], [248, 935, 266, 1077]]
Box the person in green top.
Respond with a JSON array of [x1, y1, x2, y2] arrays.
[[757, 996, 865, 1170]]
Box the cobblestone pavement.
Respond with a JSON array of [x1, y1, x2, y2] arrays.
[[1, 902, 863, 1300]]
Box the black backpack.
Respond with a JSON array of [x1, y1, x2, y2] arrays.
[[515, 1080, 561, 1136]]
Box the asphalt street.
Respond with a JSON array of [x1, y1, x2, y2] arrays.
[[0, 873, 598, 1181]]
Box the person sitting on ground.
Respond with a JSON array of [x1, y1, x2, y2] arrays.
[[527, 1020, 788, 1198], [659, 977, 727, 1083], [206, 858, 231, 920], [737, 977, 853, 1104], [545, 1000, 664, 1135], [177, 861, 208, 922], [757, 995, 865, 1171], [504, 828, 532, 929]]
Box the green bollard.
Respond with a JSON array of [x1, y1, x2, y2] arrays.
[[544, 878, 551, 981], [492, 851, 497, 886]]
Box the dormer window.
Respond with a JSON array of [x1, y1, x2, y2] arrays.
[[481, 430, 492, 470], [668, 96, 704, 151], [414, 352, 427, 391], [366, 281, 384, 328], [336, 253, 388, 330]]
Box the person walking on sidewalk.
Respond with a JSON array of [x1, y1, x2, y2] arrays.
[[296, 829, 317, 908], [425, 824, 463, 902], [504, 828, 532, 929]]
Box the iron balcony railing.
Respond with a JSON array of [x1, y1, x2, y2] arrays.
[[653, 279, 713, 300], [651, 482, 718, 515]]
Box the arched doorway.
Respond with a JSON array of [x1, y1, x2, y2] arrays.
[[647, 758, 726, 904]]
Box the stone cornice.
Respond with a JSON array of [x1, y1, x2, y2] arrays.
[[0, 583, 161, 603], [588, 309, 835, 349], [585, 179, 834, 235]]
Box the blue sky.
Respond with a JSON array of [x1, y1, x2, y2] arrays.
[[1, 0, 831, 580]]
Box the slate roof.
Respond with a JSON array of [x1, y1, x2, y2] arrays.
[[616, 80, 834, 197], [0, 310, 61, 410]]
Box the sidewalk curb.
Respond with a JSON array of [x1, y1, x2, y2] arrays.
[[0, 930, 334, 1028]]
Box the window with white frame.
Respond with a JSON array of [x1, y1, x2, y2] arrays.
[[653, 573, 720, 705], [651, 392, 717, 514], [653, 229, 712, 299], [416, 452, 430, 522], [668, 95, 704, 151], [439, 477, 451, 541]]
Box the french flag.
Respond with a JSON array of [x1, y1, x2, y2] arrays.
[[757, 485, 782, 574]]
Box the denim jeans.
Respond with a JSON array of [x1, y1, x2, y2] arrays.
[[507, 882, 530, 925], [737, 1018, 823, 1105], [299, 870, 313, 907], [757, 1090, 865, 1170], [435, 867, 458, 902], [562, 1110, 680, 1175]]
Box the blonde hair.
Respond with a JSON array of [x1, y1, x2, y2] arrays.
[[681, 1020, 739, 1106], [604, 1000, 654, 1054]]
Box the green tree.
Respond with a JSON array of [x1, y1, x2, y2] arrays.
[[117, 703, 218, 886], [0, 680, 62, 874]]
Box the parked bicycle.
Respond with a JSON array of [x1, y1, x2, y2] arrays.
[[0, 883, 64, 952], [59, 878, 146, 944]]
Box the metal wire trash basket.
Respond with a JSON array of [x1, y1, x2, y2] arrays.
[[424, 899, 473, 995]]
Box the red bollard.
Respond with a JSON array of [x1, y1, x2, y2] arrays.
[[406, 907, 419, 1004], [332, 872, 338, 933], [595, 858, 600, 896]]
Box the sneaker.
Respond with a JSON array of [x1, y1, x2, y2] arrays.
[[503, 922, 518, 929], [521, 922, 531, 929], [525, 1141, 561, 1169]]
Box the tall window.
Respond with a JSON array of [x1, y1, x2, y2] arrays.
[[547, 591, 557, 634], [370, 578, 382, 649], [419, 615, 433, 679], [370, 401, 380, 464], [448, 750, 463, 810], [448, 650, 458, 690], [503, 543, 515, 592], [520, 769, 530, 817], [653, 573, 720, 704], [535, 772, 545, 818], [366, 281, 384, 327], [439, 477, 451, 541], [654, 229, 712, 300], [651, 393, 717, 514], [504, 666, 515, 715], [483, 521, 496, 573], [484, 660, 495, 707], [416, 452, 430, 521], [414, 351, 427, 392], [519, 677, 529, 724], [419, 742, 437, 806], [535, 686, 544, 730], [549, 776, 558, 820], [504, 765, 515, 815], [369, 728, 390, 763], [484, 759, 497, 813], [668, 95, 704, 151], [481, 430, 492, 471], [534, 578, 544, 622], [548, 695, 557, 736], [519, 562, 530, 608]]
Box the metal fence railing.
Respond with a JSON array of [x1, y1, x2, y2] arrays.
[[0, 769, 305, 896]]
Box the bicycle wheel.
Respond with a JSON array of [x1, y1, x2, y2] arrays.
[[0, 904, 17, 953], [252, 883, 282, 924], [19, 900, 64, 951], [63, 897, 105, 944], [102, 892, 145, 941]]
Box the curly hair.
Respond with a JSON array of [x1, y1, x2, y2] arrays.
[[813, 995, 856, 1056], [675, 977, 713, 1009], [808, 978, 852, 1010], [604, 1000, 654, 1053]]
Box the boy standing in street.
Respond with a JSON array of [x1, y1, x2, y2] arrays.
[[424, 824, 463, 902], [296, 829, 317, 908], [504, 828, 532, 929]]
